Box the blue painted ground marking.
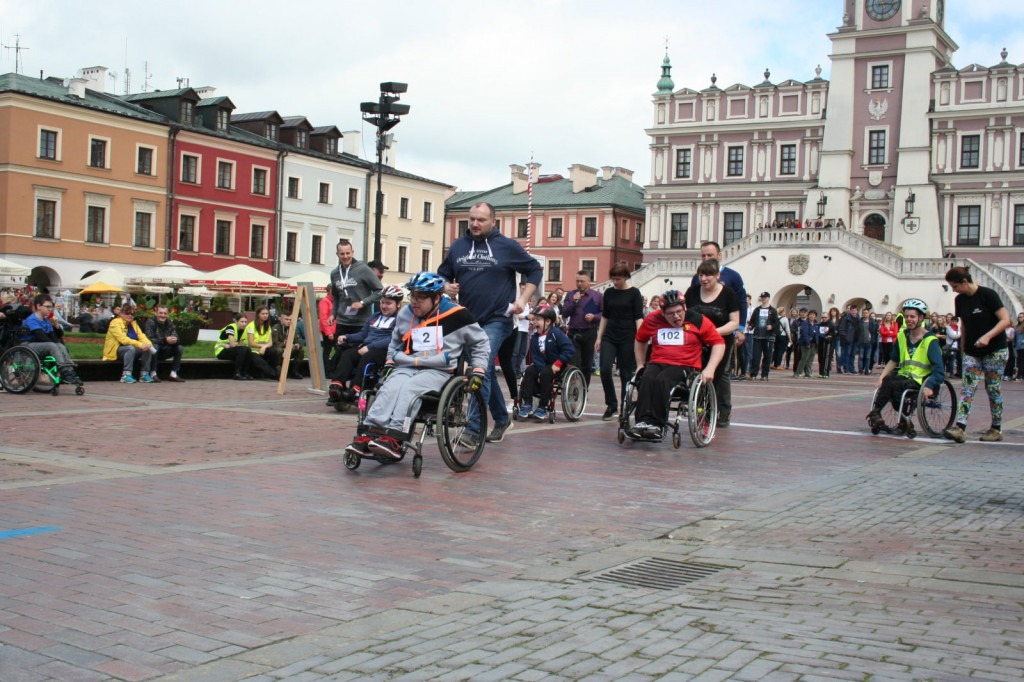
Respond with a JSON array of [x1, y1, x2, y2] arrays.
[[0, 526, 62, 539]]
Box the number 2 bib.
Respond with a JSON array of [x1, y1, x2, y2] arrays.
[[412, 327, 441, 351], [657, 327, 685, 345]]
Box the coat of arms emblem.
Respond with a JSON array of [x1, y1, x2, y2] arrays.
[[868, 98, 888, 121], [788, 254, 809, 276]]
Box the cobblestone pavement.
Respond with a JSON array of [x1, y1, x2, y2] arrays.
[[1, 374, 1022, 681]]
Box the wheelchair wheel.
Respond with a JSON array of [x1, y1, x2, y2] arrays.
[[617, 375, 640, 444], [343, 451, 361, 470], [412, 454, 423, 478], [75, 385, 86, 396], [0, 346, 41, 394], [559, 365, 587, 422], [687, 376, 718, 448], [917, 379, 956, 438], [436, 376, 486, 472]]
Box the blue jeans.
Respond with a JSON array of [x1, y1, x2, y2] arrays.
[[468, 316, 514, 434], [856, 342, 872, 372]]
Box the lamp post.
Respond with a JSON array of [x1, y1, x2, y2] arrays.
[[816, 193, 828, 219], [360, 82, 410, 261], [904, 191, 916, 217]]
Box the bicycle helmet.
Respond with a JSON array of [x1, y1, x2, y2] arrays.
[[532, 305, 557, 323], [380, 284, 405, 301], [405, 271, 447, 295], [660, 290, 684, 310], [902, 298, 928, 316]]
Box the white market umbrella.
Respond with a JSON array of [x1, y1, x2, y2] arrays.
[[188, 263, 292, 295], [0, 257, 30, 287], [126, 260, 207, 288], [76, 267, 126, 290], [284, 269, 331, 292]]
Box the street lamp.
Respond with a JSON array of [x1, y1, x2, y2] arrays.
[[361, 82, 410, 261], [816, 193, 828, 219], [904, 191, 916, 217]]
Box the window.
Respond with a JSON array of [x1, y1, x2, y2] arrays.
[[348, 187, 359, 209], [676, 148, 691, 178], [960, 135, 980, 169], [547, 259, 561, 283], [296, 131, 308, 148], [318, 182, 331, 204], [250, 224, 265, 258], [621, 218, 630, 242], [458, 219, 468, 234], [635, 221, 644, 244], [956, 205, 981, 246], [868, 130, 886, 165], [214, 220, 232, 255], [35, 199, 57, 238], [39, 129, 58, 160], [779, 144, 796, 175], [1020, 135, 1024, 166], [580, 260, 596, 281], [287, 177, 300, 199], [86, 206, 106, 243], [421, 248, 431, 271], [670, 213, 688, 249], [584, 217, 597, 237], [89, 138, 107, 168], [423, 201, 433, 222], [1014, 205, 1024, 246], [399, 197, 410, 219], [723, 212, 743, 246], [266, 123, 278, 141], [550, 217, 563, 238], [311, 235, 323, 265], [178, 215, 195, 251], [216, 109, 229, 131], [252, 168, 267, 195], [216, 161, 233, 189], [326, 138, 337, 155], [137, 147, 154, 175], [871, 65, 890, 89], [517, 218, 529, 238], [133, 212, 151, 248], [725, 147, 743, 176], [181, 154, 199, 183], [285, 232, 298, 261], [775, 211, 796, 224], [179, 100, 194, 125], [398, 245, 408, 272]]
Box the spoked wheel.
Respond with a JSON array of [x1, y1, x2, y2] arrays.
[[559, 365, 587, 422], [617, 377, 640, 447], [687, 376, 718, 448], [917, 379, 956, 438], [343, 451, 361, 470], [436, 377, 486, 472], [0, 346, 41, 394]]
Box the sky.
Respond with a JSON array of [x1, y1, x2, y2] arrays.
[[2, 0, 1022, 192]]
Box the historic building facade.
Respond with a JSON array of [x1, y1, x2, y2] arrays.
[[641, 0, 1024, 316]]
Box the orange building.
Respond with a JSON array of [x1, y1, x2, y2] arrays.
[[0, 69, 168, 289]]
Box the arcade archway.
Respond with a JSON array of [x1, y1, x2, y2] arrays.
[[863, 213, 886, 241]]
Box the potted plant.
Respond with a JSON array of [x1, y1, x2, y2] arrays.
[[207, 296, 234, 330]]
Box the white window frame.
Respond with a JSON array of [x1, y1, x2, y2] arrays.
[[957, 131, 983, 170], [87, 135, 111, 169], [177, 208, 200, 252], [135, 143, 157, 176], [132, 199, 158, 249], [284, 229, 300, 262], [959, 78, 988, 103], [397, 240, 411, 273], [864, 126, 890, 167], [399, 196, 410, 220], [420, 245, 433, 272], [310, 231, 326, 265], [579, 259, 596, 280], [213, 212, 237, 256], [347, 186, 360, 209], [726, 145, 746, 177], [318, 181, 332, 205], [547, 258, 562, 283], [249, 220, 268, 259], [726, 96, 748, 119], [423, 201, 434, 223], [777, 91, 803, 116], [215, 158, 236, 191], [674, 100, 696, 122], [674, 145, 694, 179], [865, 60, 894, 92], [180, 152, 202, 184], [84, 192, 112, 245], [33, 185, 64, 240], [251, 165, 271, 196], [38, 126, 62, 161], [778, 142, 798, 176], [286, 176, 302, 200]]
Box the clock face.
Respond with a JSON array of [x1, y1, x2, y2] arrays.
[[866, 0, 901, 21]]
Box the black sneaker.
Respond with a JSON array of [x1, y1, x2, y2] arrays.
[[717, 412, 731, 428], [602, 406, 617, 421], [486, 421, 513, 443]]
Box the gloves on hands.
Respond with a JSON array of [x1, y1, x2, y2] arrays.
[[467, 374, 484, 392]]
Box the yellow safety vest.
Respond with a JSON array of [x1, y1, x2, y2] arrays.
[[896, 330, 937, 385], [245, 322, 272, 352], [214, 323, 242, 356]]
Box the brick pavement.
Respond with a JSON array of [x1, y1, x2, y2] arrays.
[[0, 374, 1021, 680]]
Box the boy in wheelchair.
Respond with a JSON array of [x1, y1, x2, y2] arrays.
[[20, 294, 83, 386], [326, 284, 405, 411], [866, 299, 945, 436], [516, 305, 575, 420], [629, 290, 724, 440], [344, 272, 490, 461]]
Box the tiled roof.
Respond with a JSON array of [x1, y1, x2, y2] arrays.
[[0, 73, 167, 123], [231, 110, 281, 122], [123, 88, 194, 101], [446, 175, 644, 212], [198, 96, 234, 108], [281, 115, 313, 129], [371, 162, 453, 189]]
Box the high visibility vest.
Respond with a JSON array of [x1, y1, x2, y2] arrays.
[[245, 322, 272, 352], [896, 330, 937, 385], [214, 323, 242, 356]]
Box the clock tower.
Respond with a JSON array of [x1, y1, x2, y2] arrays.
[[818, 0, 956, 257]]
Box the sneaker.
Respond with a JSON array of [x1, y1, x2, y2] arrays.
[[866, 410, 884, 430], [643, 423, 664, 439], [368, 436, 404, 460], [602, 405, 617, 421], [486, 421, 513, 443], [717, 412, 731, 428], [943, 425, 966, 443], [140, 374, 156, 383], [629, 421, 652, 439], [121, 375, 137, 384], [518, 403, 534, 419], [979, 427, 1004, 442], [457, 431, 481, 449], [532, 407, 548, 421], [328, 382, 344, 402], [760, 376, 768, 382], [344, 436, 371, 456]]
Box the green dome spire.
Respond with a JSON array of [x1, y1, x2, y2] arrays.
[[656, 53, 674, 94]]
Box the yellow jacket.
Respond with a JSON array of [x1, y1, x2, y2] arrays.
[[102, 318, 152, 360]]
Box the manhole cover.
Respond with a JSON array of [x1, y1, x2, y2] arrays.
[[587, 557, 728, 590]]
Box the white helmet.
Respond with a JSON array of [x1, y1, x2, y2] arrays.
[[902, 298, 928, 316]]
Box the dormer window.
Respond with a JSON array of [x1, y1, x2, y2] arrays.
[[216, 109, 229, 131], [326, 138, 337, 155], [266, 123, 278, 141], [296, 131, 308, 148], [180, 101, 194, 125]]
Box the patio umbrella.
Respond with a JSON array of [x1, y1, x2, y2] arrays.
[[126, 260, 207, 288], [284, 269, 331, 292], [76, 267, 126, 290], [78, 281, 124, 295], [188, 264, 293, 294], [0, 257, 30, 287]]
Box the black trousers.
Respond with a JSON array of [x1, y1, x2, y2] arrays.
[[569, 327, 598, 387], [636, 363, 692, 427], [520, 364, 556, 405], [872, 374, 919, 412], [330, 346, 386, 390], [250, 348, 280, 378], [217, 347, 252, 376]]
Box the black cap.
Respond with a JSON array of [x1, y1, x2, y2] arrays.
[[759, 291, 770, 298], [368, 259, 388, 271]]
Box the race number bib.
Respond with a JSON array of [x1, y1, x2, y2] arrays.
[[412, 327, 441, 351], [657, 328, 685, 345]]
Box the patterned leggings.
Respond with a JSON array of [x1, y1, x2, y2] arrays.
[[956, 349, 1008, 428]]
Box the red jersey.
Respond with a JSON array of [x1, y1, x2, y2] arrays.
[[636, 309, 724, 367]]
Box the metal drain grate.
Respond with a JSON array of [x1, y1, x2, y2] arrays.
[[587, 557, 727, 590]]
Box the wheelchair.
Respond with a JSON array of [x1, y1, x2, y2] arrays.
[[510, 363, 587, 423], [617, 365, 717, 449], [344, 373, 486, 478], [0, 324, 85, 397], [869, 377, 956, 439], [330, 361, 380, 414]]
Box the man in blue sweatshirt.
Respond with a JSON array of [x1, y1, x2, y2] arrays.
[[439, 202, 542, 445]]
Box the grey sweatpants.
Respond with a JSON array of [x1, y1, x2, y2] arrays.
[[365, 366, 450, 433]]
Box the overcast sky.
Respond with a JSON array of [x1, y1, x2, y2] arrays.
[[2, 0, 1021, 192]]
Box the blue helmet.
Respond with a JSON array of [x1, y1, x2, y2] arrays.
[[405, 271, 447, 295]]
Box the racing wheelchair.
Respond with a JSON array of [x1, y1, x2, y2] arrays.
[[510, 363, 588, 423], [344, 373, 486, 478], [617, 365, 717, 449], [869, 378, 956, 439], [0, 320, 85, 396]]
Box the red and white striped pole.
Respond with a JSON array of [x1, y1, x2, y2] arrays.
[[525, 155, 534, 253]]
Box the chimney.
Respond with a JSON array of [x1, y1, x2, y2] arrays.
[[510, 164, 527, 194], [614, 167, 634, 183], [341, 130, 361, 156], [529, 163, 541, 183], [601, 166, 614, 180], [67, 77, 88, 99], [78, 66, 107, 92], [194, 86, 217, 98], [568, 163, 599, 193]]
